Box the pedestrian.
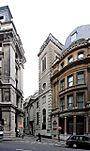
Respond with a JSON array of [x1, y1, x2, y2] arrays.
[[17, 129, 20, 137], [36, 133, 41, 142], [22, 129, 25, 139]]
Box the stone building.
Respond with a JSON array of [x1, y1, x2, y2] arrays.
[[51, 25, 90, 140], [37, 34, 63, 137], [0, 6, 26, 137], [23, 91, 39, 135]]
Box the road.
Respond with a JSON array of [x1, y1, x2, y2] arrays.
[[0, 136, 89, 151]]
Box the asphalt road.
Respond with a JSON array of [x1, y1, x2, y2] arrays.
[[0, 138, 89, 151]]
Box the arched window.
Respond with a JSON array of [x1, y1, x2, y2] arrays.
[[78, 52, 84, 60], [53, 120, 57, 130], [42, 109, 46, 129], [42, 83, 46, 90], [68, 55, 74, 64]]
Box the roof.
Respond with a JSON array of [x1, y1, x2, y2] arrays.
[[38, 33, 63, 56], [0, 5, 13, 19], [64, 24, 90, 50]]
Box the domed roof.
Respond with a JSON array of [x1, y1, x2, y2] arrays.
[[64, 24, 90, 50]]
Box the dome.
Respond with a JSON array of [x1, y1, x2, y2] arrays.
[[64, 24, 90, 50]]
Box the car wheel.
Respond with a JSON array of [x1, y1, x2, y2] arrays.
[[73, 144, 77, 148]]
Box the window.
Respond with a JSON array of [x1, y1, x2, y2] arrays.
[[0, 16, 4, 20], [0, 16, 5, 23], [60, 97, 65, 111], [42, 109, 46, 129], [68, 56, 74, 64], [77, 93, 84, 108], [68, 95, 74, 109], [37, 112, 39, 125], [42, 96, 46, 104], [0, 43, 2, 51], [3, 89, 10, 102], [0, 58, 2, 68], [42, 56, 46, 72], [78, 52, 84, 60], [42, 83, 46, 90], [60, 79, 65, 91], [77, 71, 84, 84], [20, 100, 22, 109], [67, 75, 73, 87], [53, 121, 57, 130], [61, 62, 64, 68], [71, 32, 77, 42], [37, 101, 39, 108]]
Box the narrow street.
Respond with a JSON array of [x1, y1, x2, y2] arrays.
[[0, 136, 89, 151]]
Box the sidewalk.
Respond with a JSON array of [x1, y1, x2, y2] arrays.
[[2, 135, 66, 147], [42, 137, 66, 147]]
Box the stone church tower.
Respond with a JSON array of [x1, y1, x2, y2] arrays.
[[37, 34, 63, 137]]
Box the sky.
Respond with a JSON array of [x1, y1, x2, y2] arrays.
[[0, 0, 90, 99]]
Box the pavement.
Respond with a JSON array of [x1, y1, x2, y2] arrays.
[[2, 135, 66, 147]]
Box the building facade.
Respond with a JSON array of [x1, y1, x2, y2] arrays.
[[51, 25, 90, 140], [23, 91, 39, 135], [0, 6, 26, 137], [37, 34, 63, 137]]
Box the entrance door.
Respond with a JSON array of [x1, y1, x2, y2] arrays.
[[76, 116, 84, 134]]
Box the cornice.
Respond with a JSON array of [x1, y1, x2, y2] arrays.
[[62, 39, 88, 58], [51, 57, 90, 81], [0, 22, 26, 64]]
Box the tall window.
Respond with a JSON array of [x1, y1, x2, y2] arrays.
[[0, 58, 2, 67], [36, 101, 39, 108], [53, 83, 57, 108], [42, 83, 46, 90], [0, 43, 2, 51], [78, 52, 84, 60], [60, 97, 65, 111], [61, 62, 64, 68], [77, 93, 84, 108], [77, 72, 84, 84], [68, 56, 74, 64], [71, 32, 77, 42], [37, 112, 39, 125], [42, 56, 46, 72], [60, 79, 65, 91], [42, 109, 46, 129], [67, 75, 73, 87], [68, 95, 74, 109], [3, 89, 10, 102], [42, 96, 46, 104]]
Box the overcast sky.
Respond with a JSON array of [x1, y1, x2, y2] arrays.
[[0, 0, 90, 98]]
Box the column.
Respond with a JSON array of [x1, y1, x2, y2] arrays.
[[73, 115, 76, 135], [86, 115, 89, 135], [64, 116, 67, 135]]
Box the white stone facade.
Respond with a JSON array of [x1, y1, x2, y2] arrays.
[[37, 34, 63, 137], [0, 6, 26, 137]]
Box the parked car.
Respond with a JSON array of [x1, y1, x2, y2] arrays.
[[66, 135, 90, 149]]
